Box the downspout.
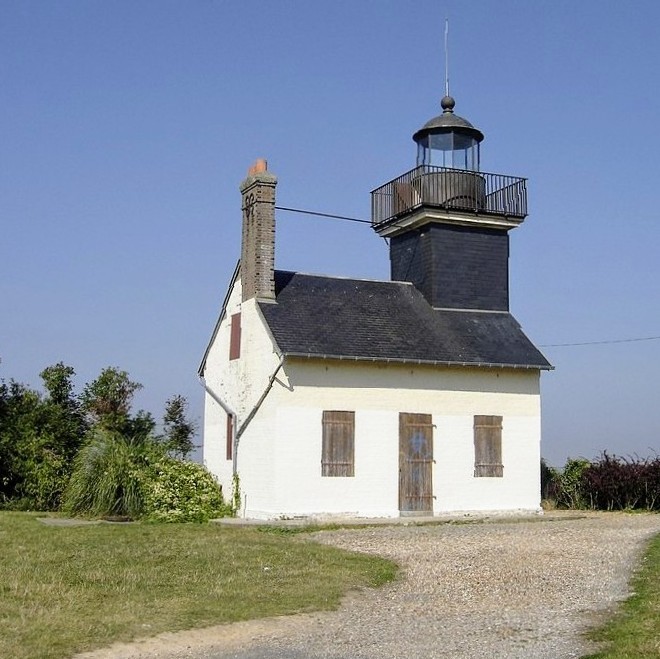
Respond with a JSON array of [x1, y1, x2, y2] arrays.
[[198, 376, 238, 476], [198, 355, 285, 477]]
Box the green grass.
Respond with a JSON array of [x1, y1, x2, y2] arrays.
[[583, 532, 660, 658], [0, 512, 397, 659]]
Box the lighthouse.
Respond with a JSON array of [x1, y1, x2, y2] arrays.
[[371, 95, 528, 312]]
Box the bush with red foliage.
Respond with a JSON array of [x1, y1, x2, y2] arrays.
[[581, 452, 660, 511]]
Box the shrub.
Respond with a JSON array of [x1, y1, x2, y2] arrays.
[[582, 452, 660, 511], [62, 429, 232, 522], [545, 453, 660, 512], [18, 440, 70, 510], [540, 458, 556, 501], [141, 459, 232, 523], [547, 457, 591, 509]]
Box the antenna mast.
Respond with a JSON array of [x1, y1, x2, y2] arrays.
[[444, 17, 450, 97]]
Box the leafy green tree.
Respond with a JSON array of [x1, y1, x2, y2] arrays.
[[2, 363, 207, 516], [80, 367, 143, 433], [41, 363, 76, 408], [0, 365, 87, 510], [162, 395, 196, 459], [28, 364, 88, 508], [0, 380, 43, 506], [124, 410, 157, 443], [39, 363, 87, 461]]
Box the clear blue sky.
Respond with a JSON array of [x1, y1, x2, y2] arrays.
[[2, 1, 659, 467]]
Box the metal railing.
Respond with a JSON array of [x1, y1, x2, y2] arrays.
[[371, 165, 528, 228]]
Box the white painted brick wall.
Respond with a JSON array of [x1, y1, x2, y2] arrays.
[[202, 277, 282, 512], [202, 282, 544, 519]]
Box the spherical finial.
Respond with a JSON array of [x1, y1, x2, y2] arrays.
[[441, 95, 455, 113]]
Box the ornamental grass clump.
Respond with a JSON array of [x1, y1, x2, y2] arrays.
[[62, 428, 159, 519], [62, 428, 232, 522]]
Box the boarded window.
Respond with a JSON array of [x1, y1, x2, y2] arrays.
[[229, 313, 241, 360], [474, 415, 503, 477], [226, 413, 234, 461], [322, 411, 355, 477]]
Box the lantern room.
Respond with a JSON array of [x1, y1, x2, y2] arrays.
[[371, 93, 528, 230], [412, 95, 484, 171]]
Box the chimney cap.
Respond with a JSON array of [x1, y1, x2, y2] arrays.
[[240, 158, 277, 192], [248, 158, 268, 176]]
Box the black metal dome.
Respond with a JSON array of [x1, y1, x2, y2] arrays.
[[413, 96, 484, 144]]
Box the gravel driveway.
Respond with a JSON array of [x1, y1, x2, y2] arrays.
[[79, 512, 660, 659]]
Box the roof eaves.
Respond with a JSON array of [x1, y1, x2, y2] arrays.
[[283, 351, 554, 371]]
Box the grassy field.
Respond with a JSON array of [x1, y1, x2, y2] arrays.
[[0, 512, 397, 659], [584, 531, 660, 658]]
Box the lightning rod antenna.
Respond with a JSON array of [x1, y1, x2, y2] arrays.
[[444, 17, 450, 97]]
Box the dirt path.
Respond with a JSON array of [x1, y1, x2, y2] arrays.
[[76, 512, 660, 659]]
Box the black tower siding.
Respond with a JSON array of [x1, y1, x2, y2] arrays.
[[390, 224, 509, 310]]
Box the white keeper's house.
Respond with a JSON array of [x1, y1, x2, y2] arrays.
[[199, 94, 552, 520]]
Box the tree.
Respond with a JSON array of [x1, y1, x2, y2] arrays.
[[1, 362, 203, 515], [0, 365, 87, 510], [124, 409, 157, 442], [39, 363, 87, 462], [80, 367, 143, 433], [162, 395, 196, 459], [40, 363, 76, 408], [0, 380, 43, 506]]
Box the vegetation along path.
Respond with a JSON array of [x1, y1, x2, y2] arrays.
[[80, 511, 660, 659]]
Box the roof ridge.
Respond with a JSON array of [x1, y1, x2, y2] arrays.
[[275, 269, 413, 286]]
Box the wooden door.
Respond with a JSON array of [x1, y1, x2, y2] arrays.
[[399, 413, 434, 513]]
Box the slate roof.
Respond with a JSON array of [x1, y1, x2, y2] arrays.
[[258, 271, 552, 370]]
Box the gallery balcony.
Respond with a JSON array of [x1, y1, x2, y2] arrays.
[[371, 165, 528, 229]]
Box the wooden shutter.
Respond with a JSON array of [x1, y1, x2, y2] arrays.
[[474, 415, 503, 477], [226, 413, 234, 461], [322, 411, 355, 477], [229, 313, 241, 360]]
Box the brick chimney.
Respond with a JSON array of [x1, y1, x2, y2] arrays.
[[239, 159, 277, 302]]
